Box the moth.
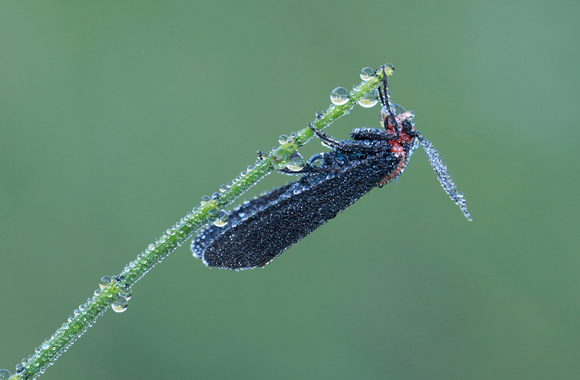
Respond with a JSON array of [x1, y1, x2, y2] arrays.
[[191, 66, 471, 270]]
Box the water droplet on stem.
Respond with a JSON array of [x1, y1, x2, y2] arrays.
[[360, 67, 375, 81], [111, 296, 128, 313], [330, 87, 349, 105], [357, 88, 379, 108]]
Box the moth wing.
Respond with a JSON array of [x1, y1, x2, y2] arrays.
[[196, 157, 388, 270]]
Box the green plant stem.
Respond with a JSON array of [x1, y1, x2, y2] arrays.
[[8, 66, 391, 380]]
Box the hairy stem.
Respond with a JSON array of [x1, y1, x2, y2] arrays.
[[7, 65, 391, 380]]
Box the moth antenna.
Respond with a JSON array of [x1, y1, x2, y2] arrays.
[[416, 133, 472, 221]]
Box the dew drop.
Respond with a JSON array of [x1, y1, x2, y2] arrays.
[[357, 88, 379, 108], [219, 184, 228, 192], [0, 369, 11, 379], [99, 276, 112, 289], [213, 210, 229, 227], [111, 296, 128, 313], [360, 67, 375, 81], [383, 62, 395, 72], [330, 87, 349, 105], [286, 152, 305, 172], [206, 208, 219, 223], [391, 103, 406, 115], [119, 287, 132, 301], [278, 134, 288, 144], [271, 147, 290, 170]]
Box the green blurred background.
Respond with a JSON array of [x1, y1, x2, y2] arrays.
[[1, 1, 578, 379]]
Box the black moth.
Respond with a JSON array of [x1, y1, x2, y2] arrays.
[[191, 67, 471, 270]]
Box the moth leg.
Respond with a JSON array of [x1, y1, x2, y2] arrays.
[[310, 122, 389, 154], [308, 122, 349, 150]]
